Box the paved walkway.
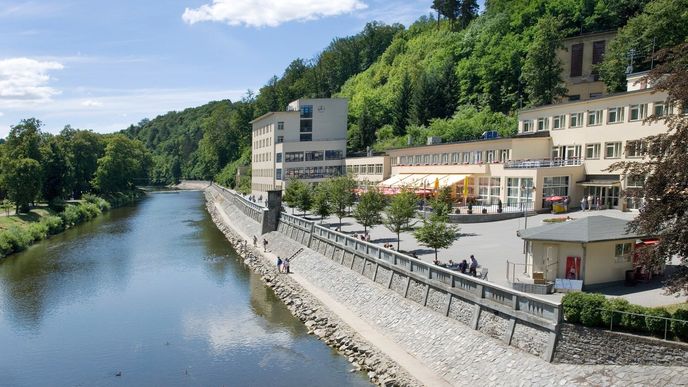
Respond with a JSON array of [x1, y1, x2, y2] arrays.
[[213, 191, 688, 386], [298, 207, 685, 307]]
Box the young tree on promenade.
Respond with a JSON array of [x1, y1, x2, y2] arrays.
[[327, 175, 357, 230], [312, 183, 332, 224], [283, 179, 307, 214], [384, 190, 418, 250], [414, 202, 459, 262], [295, 183, 313, 216], [521, 14, 567, 106], [609, 42, 688, 295], [353, 188, 386, 234]]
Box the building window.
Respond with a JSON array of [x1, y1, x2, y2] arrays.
[[474, 151, 483, 163], [570, 43, 584, 77], [305, 151, 324, 161], [551, 146, 561, 159], [565, 145, 582, 160], [537, 117, 549, 131], [626, 174, 645, 188], [522, 120, 533, 132], [552, 115, 566, 129], [543, 176, 569, 198], [625, 140, 645, 158], [300, 133, 312, 142], [276, 169, 282, 180], [629, 104, 647, 121], [569, 95, 581, 102], [423, 154, 430, 165], [585, 143, 601, 159], [587, 110, 602, 126], [478, 177, 501, 205], [441, 153, 449, 164], [414, 155, 422, 165], [615, 242, 633, 262], [451, 152, 460, 164], [353, 165, 360, 174], [590, 92, 603, 98], [398, 156, 406, 165], [277, 136, 284, 144], [432, 154, 439, 164], [605, 142, 622, 159], [277, 121, 284, 130], [276, 153, 283, 163], [570, 112, 583, 128], [592, 40, 606, 80], [607, 107, 624, 124], [325, 150, 343, 160], [500, 149, 509, 162], [654, 102, 666, 117], [285, 152, 304, 162], [485, 150, 497, 163], [462, 152, 470, 164], [375, 164, 383, 174], [506, 177, 534, 207], [300, 119, 313, 133], [300, 105, 313, 118]]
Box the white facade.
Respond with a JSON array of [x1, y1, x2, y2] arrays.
[[250, 98, 348, 196]]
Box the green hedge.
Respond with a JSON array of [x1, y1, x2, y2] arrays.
[[562, 292, 688, 340]]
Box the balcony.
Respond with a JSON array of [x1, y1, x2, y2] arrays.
[[504, 158, 583, 169]]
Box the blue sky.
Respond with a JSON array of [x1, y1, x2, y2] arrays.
[[0, 0, 439, 137]]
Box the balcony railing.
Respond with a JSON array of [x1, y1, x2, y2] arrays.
[[504, 158, 583, 169]]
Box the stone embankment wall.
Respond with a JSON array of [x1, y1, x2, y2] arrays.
[[554, 323, 688, 366], [205, 191, 417, 387]]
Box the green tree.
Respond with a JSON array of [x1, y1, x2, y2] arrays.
[[411, 72, 437, 127], [358, 102, 377, 149], [92, 135, 151, 194], [312, 183, 332, 224], [392, 72, 413, 136], [353, 188, 386, 233], [62, 128, 104, 198], [598, 0, 688, 92], [384, 190, 418, 250], [1, 199, 11, 216], [414, 214, 459, 262], [327, 175, 356, 229], [608, 43, 688, 295], [40, 136, 74, 205], [521, 15, 567, 106], [295, 183, 313, 216], [6, 118, 42, 161], [283, 179, 308, 214], [5, 158, 42, 213], [458, 0, 479, 29]]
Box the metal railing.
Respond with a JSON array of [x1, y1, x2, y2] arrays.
[[278, 210, 562, 328], [504, 158, 583, 169], [601, 308, 688, 341], [215, 185, 264, 223]]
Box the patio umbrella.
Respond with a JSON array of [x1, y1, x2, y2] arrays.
[[545, 195, 565, 202]]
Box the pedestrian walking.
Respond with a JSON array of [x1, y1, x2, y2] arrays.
[[469, 255, 478, 277], [580, 197, 587, 212], [277, 256, 283, 272], [284, 258, 290, 274], [587, 195, 593, 211], [253, 235, 258, 247], [263, 238, 268, 252]]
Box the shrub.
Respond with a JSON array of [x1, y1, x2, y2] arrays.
[[672, 309, 688, 341], [601, 298, 630, 328], [60, 205, 82, 227], [562, 292, 604, 325], [27, 222, 48, 241], [41, 216, 64, 235], [48, 198, 66, 212], [3, 226, 31, 253], [0, 233, 13, 257], [621, 304, 648, 331], [645, 307, 671, 336]]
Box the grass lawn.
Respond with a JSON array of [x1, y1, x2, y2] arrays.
[[0, 208, 55, 231]]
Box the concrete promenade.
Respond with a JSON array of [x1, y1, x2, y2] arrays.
[[215, 191, 688, 386]]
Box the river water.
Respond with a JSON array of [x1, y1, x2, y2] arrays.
[[0, 191, 369, 386]]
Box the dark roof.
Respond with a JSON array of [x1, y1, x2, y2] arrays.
[[517, 216, 645, 243]]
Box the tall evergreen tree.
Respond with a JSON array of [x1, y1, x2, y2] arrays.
[[358, 102, 377, 149], [392, 72, 413, 136], [458, 0, 479, 29], [521, 15, 567, 106], [439, 58, 459, 118], [411, 72, 436, 127]]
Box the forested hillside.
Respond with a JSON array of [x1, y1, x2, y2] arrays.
[[123, 0, 686, 186]]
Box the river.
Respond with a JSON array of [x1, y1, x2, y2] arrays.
[[0, 191, 370, 386]]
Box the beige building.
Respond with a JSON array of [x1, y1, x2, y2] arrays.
[[250, 98, 348, 196], [518, 72, 669, 210], [518, 216, 648, 287], [559, 31, 617, 102], [345, 155, 391, 186]]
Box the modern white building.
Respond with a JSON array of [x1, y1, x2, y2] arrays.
[[250, 98, 348, 196]]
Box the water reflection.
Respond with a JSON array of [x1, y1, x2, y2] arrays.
[[0, 191, 369, 386]]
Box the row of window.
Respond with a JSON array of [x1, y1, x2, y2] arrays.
[[254, 124, 273, 136], [253, 136, 273, 150], [252, 183, 276, 192], [553, 139, 645, 160], [253, 168, 274, 178], [282, 166, 343, 180], [346, 164, 384, 175], [522, 102, 667, 132], [392, 149, 511, 167], [253, 152, 272, 163], [278, 150, 344, 163]]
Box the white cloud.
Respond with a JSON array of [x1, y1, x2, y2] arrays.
[[182, 0, 367, 27], [0, 112, 4, 117], [81, 99, 103, 107], [0, 57, 63, 106]]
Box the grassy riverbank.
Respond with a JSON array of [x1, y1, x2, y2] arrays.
[[0, 191, 144, 259]]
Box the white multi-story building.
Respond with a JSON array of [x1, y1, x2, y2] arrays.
[[250, 98, 348, 196]]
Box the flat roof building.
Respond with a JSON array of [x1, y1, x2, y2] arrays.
[[250, 98, 348, 196]]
